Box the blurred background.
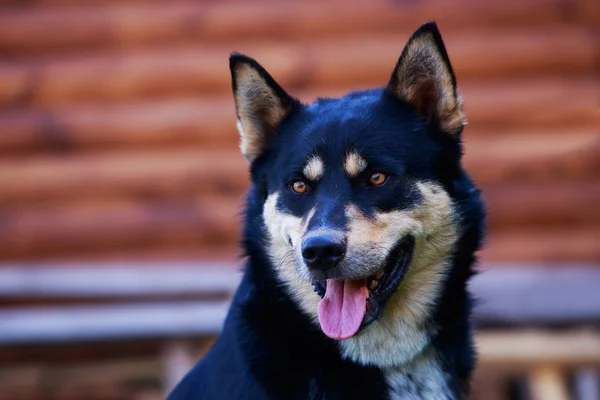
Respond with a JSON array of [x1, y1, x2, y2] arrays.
[[0, 0, 598, 399]]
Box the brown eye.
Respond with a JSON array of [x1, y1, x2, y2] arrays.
[[292, 180, 308, 193], [368, 172, 387, 186]]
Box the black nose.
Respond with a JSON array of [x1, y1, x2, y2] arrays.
[[302, 234, 346, 271]]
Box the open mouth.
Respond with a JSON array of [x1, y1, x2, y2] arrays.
[[312, 236, 415, 340]]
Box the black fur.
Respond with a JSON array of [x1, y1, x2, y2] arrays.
[[168, 21, 485, 400]]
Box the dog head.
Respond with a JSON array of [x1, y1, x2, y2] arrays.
[[230, 22, 476, 367]]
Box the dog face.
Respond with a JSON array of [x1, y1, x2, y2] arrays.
[[231, 22, 469, 366]]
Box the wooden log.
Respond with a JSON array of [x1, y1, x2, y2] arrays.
[[482, 227, 600, 263], [464, 131, 600, 185], [53, 245, 240, 263], [0, 65, 29, 106], [578, 0, 600, 25], [0, 150, 249, 206], [483, 180, 600, 228], [0, 0, 577, 53], [0, 79, 597, 154], [0, 199, 242, 259], [0, 27, 596, 107], [459, 78, 600, 130], [0, 97, 238, 154]]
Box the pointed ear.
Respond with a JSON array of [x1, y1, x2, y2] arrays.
[[230, 53, 300, 162], [387, 22, 466, 135]]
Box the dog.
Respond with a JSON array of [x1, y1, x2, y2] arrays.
[[168, 21, 485, 400]]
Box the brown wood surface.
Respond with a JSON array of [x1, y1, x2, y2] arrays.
[[483, 180, 600, 228], [0, 150, 248, 206], [0, 0, 598, 264], [0, 79, 597, 155], [464, 131, 600, 184], [0, 0, 584, 54], [0, 199, 242, 259], [0, 28, 596, 107], [579, 0, 600, 25], [482, 228, 600, 263]]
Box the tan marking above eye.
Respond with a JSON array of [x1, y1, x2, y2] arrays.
[[292, 180, 308, 193], [369, 172, 387, 186], [303, 156, 325, 181], [344, 152, 368, 177]]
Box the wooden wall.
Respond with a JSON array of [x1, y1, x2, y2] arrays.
[[0, 2, 599, 399], [0, 0, 598, 264]]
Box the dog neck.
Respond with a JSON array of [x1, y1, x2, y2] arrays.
[[335, 251, 455, 367], [334, 246, 476, 399], [383, 345, 452, 400]]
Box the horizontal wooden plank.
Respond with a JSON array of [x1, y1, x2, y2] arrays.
[[48, 246, 241, 263], [0, 300, 231, 344], [463, 131, 600, 185], [0, 199, 243, 259], [0, 263, 241, 297], [0, 0, 577, 53], [0, 150, 249, 206], [579, 0, 600, 25], [482, 227, 600, 263], [0, 27, 596, 106], [471, 267, 600, 326], [483, 181, 600, 228], [0, 79, 597, 154]]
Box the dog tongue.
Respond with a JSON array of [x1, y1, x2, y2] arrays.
[[317, 279, 368, 340]]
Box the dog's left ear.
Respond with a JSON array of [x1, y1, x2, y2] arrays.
[[388, 22, 465, 136], [230, 53, 301, 162]]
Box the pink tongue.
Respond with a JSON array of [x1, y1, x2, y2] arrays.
[[317, 279, 368, 340]]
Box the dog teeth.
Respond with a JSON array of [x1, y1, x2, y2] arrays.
[[313, 282, 325, 297], [368, 280, 379, 291], [375, 270, 385, 280]]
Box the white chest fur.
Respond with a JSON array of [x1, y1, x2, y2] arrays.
[[384, 349, 452, 400]]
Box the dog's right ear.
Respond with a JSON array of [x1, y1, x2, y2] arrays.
[[230, 53, 300, 162]]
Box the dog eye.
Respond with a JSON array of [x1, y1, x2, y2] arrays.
[[291, 180, 308, 194], [368, 172, 388, 186]]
